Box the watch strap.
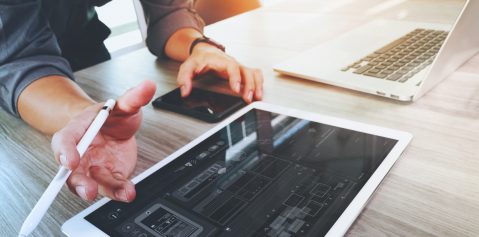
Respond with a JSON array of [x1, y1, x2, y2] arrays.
[[189, 36, 226, 55]]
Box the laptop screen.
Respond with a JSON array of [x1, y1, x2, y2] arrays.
[[85, 108, 397, 237]]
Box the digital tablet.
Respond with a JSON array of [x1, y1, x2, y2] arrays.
[[62, 102, 412, 237]]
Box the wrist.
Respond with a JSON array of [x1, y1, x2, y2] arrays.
[[18, 76, 96, 134], [191, 42, 224, 55], [165, 28, 203, 61], [66, 99, 96, 120], [189, 36, 226, 55]]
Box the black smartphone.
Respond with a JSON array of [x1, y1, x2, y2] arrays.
[[152, 88, 246, 123]]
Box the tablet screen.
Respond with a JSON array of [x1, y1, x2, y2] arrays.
[[85, 109, 397, 237]]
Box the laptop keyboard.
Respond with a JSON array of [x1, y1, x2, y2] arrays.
[[341, 28, 448, 83]]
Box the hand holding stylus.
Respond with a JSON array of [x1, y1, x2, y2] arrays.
[[19, 80, 156, 236], [51, 80, 156, 202]]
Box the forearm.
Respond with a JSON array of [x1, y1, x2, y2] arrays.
[[18, 76, 95, 135]]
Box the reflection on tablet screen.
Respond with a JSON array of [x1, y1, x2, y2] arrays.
[[85, 109, 397, 237]]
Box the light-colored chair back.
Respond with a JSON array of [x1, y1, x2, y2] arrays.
[[132, 0, 148, 41]]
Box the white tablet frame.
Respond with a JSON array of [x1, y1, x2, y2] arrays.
[[62, 102, 412, 237]]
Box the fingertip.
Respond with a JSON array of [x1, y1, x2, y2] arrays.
[[141, 80, 157, 100], [247, 90, 253, 103], [227, 65, 241, 93], [114, 189, 128, 202], [76, 185, 97, 201], [234, 81, 241, 94], [85, 183, 99, 201], [240, 68, 255, 103], [75, 186, 88, 200], [142, 79, 156, 88], [254, 86, 263, 100], [241, 91, 248, 103], [241, 90, 251, 104], [180, 85, 191, 98], [68, 173, 98, 201], [137, 80, 157, 103], [178, 60, 195, 87], [126, 182, 136, 202], [254, 90, 263, 101], [116, 80, 157, 114], [114, 183, 136, 203], [253, 69, 264, 101], [59, 148, 80, 170]]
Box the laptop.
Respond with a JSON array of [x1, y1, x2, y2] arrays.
[[274, 0, 479, 101], [62, 102, 412, 237]]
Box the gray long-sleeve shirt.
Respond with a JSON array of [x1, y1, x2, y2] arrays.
[[0, 0, 204, 117]]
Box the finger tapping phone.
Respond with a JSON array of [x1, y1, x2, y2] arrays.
[[152, 88, 246, 123]]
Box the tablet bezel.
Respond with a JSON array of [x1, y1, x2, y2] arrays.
[[62, 102, 412, 237]]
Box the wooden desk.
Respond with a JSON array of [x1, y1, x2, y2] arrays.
[[2, 0, 478, 236]]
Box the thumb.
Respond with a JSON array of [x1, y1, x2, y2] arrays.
[[115, 80, 157, 115]]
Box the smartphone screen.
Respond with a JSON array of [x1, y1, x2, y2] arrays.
[[152, 88, 246, 122]]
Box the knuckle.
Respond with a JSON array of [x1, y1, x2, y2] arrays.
[[225, 57, 237, 66], [227, 54, 237, 62], [227, 57, 237, 64], [228, 64, 240, 74]]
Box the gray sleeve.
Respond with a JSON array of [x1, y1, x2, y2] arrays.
[[0, 0, 74, 117], [140, 0, 205, 58]]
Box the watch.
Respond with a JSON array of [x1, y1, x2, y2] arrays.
[[189, 36, 226, 55]]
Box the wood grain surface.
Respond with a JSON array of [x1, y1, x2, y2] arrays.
[[1, 0, 478, 236]]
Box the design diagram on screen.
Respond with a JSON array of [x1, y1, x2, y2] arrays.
[[86, 109, 397, 237]]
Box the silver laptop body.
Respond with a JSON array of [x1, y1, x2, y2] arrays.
[[274, 0, 479, 101]]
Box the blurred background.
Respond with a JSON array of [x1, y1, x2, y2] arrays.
[[97, 0, 279, 56]]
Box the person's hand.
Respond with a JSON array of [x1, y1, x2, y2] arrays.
[[177, 43, 264, 103], [51, 80, 156, 202]]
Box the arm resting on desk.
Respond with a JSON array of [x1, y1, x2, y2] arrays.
[[0, 1, 155, 203]]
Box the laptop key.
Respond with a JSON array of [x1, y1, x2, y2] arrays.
[[387, 73, 403, 81], [375, 37, 408, 54], [343, 28, 449, 83], [364, 71, 387, 78], [389, 65, 400, 70], [353, 65, 371, 74], [398, 76, 411, 83], [383, 69, 395, 75]]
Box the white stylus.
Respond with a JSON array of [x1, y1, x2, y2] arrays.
[[18, 99, 116, 237]]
